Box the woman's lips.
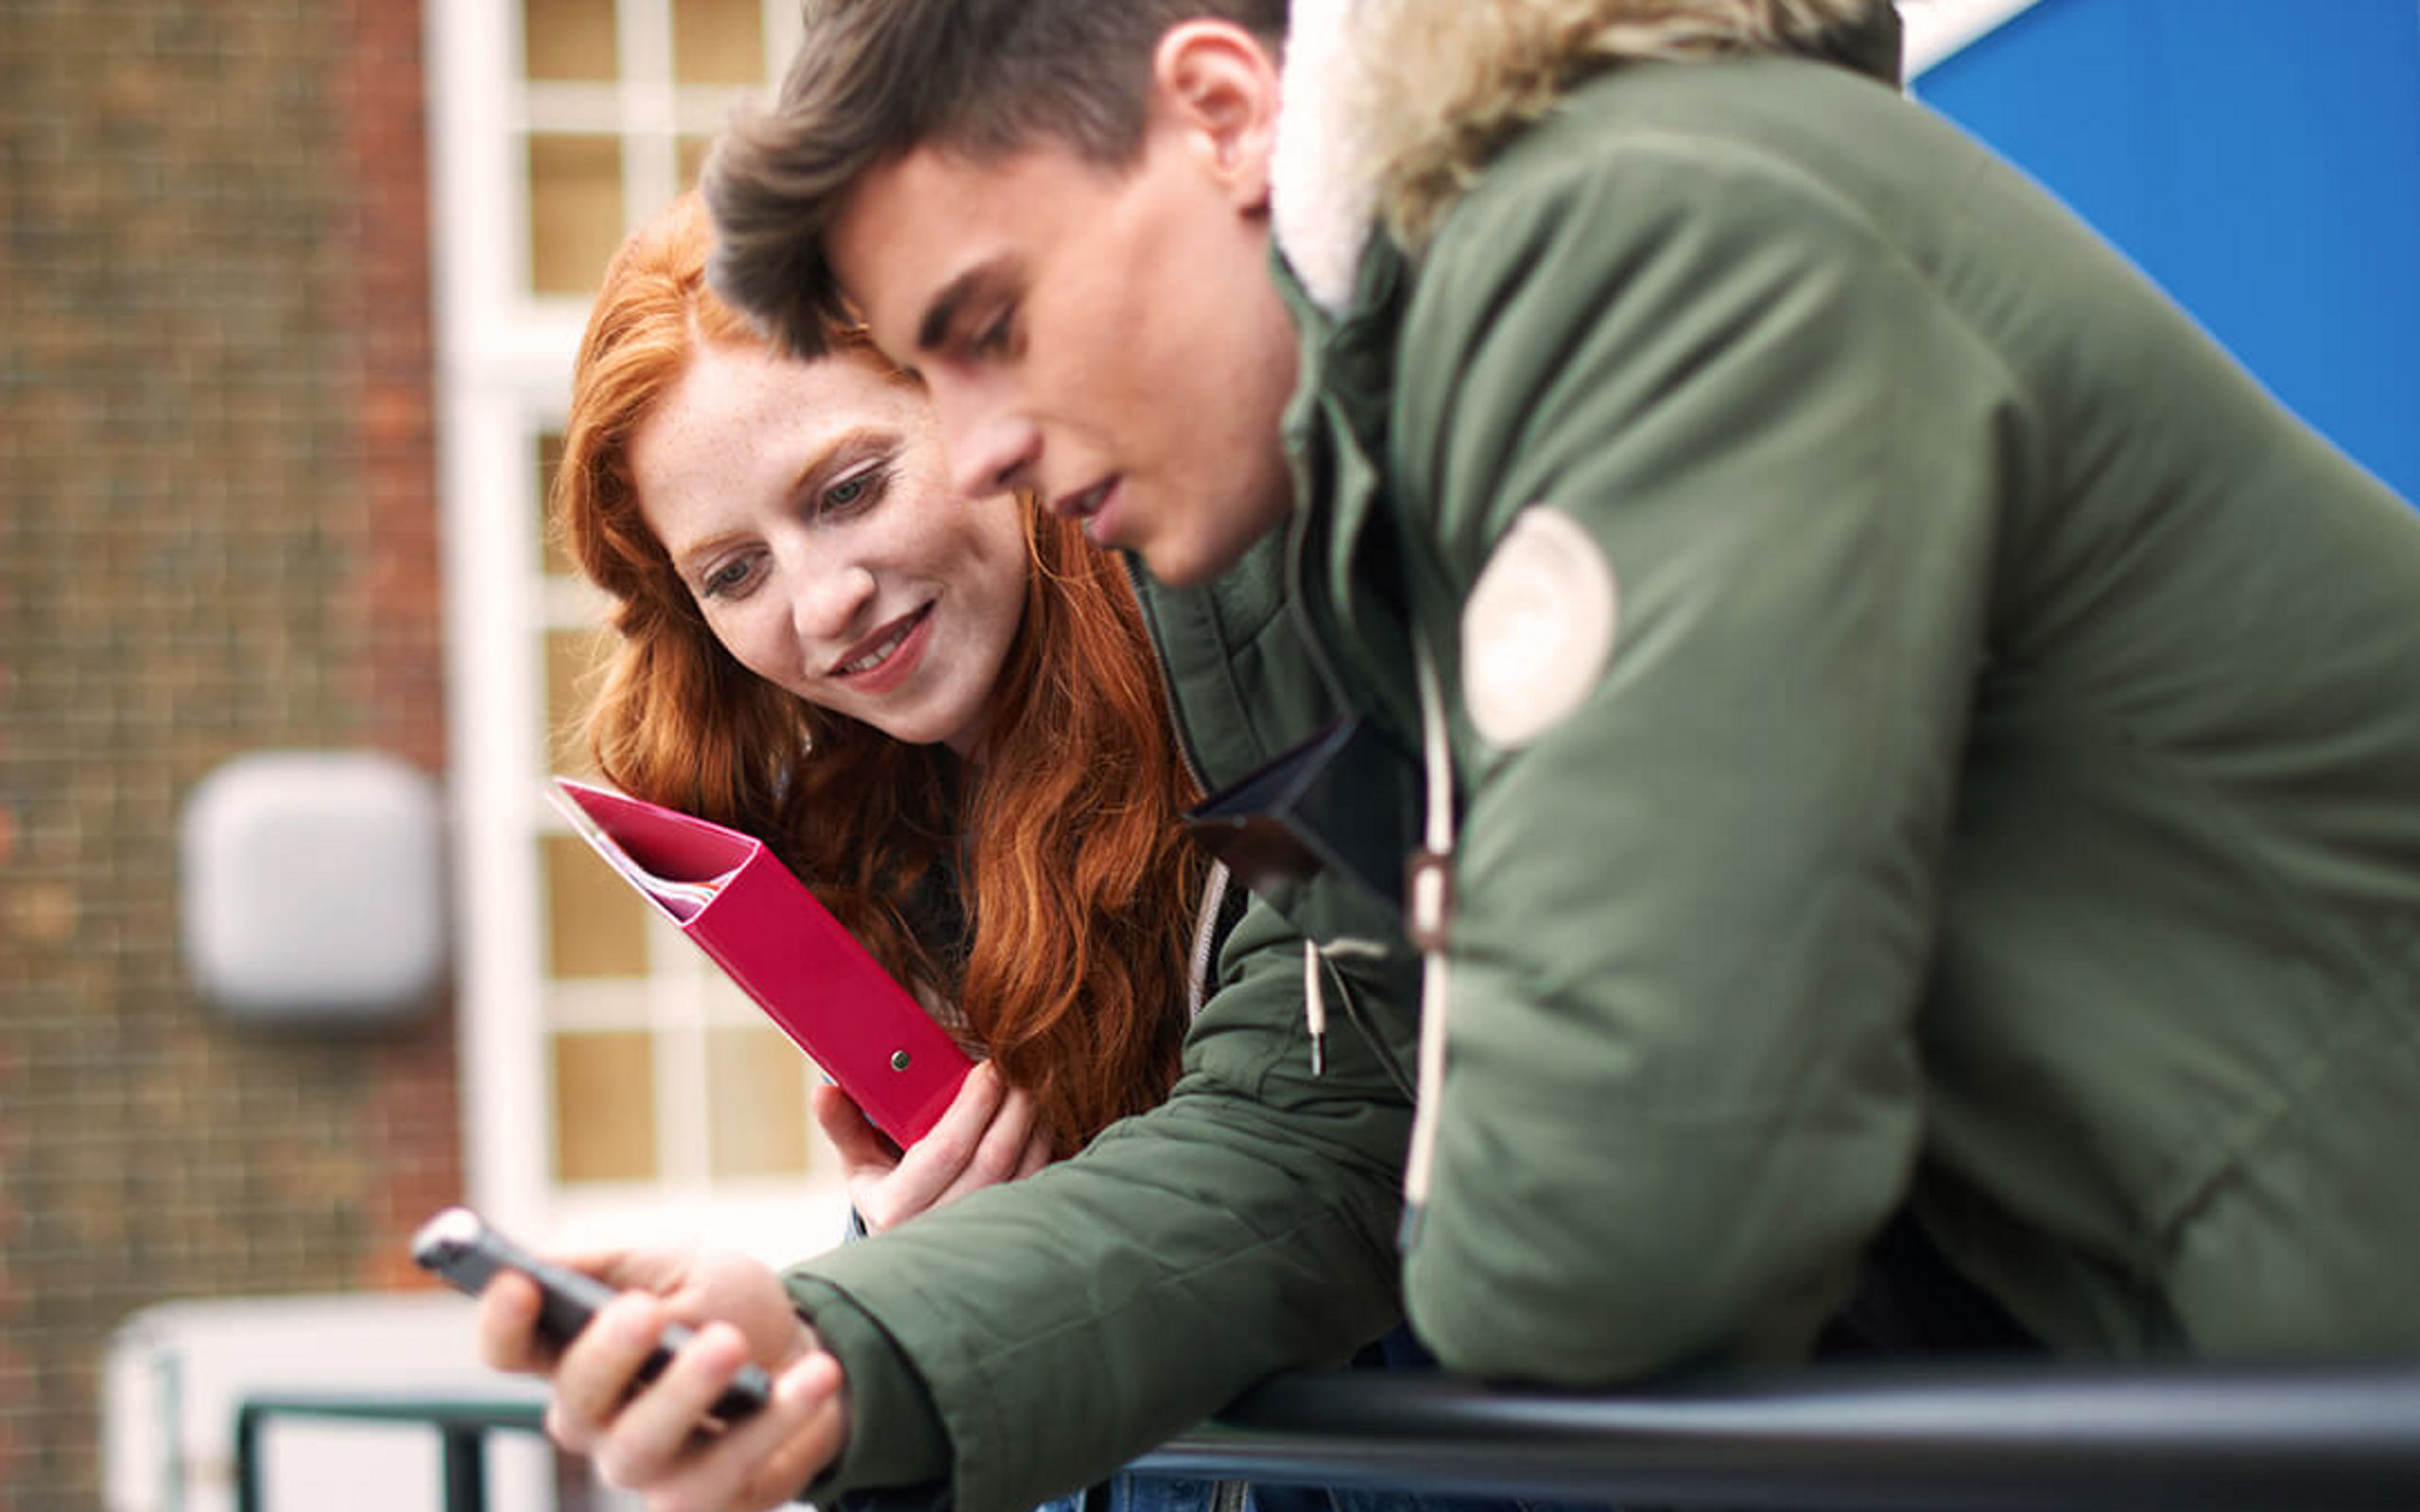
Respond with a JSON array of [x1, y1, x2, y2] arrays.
[[832, 604, 935, 694]]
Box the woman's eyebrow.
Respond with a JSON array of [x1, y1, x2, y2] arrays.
[[787, 423, 894, 502], [664, 421, 902, 578]]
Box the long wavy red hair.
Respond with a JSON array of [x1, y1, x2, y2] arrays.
[[554, 192, 1203, 1152]]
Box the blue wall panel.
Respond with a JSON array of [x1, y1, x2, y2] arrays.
[[1915, 0, 2420, 504]]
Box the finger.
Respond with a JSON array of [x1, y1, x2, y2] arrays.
[[613, 1347, 845, 1512], [549, 1292, 674, 1449], [932, 1082, 1044, 1210], [589, 1320, 758, 1493], [861, 1064, 1005, 1229], [726, 1352, 851, 1511], [474, 1269, 551, 1373], [1013, 1118, 1056, 1181], [559, 1246, 668, 1290], [814, 1085, 901, 1180]]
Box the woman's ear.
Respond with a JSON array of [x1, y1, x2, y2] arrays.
[[1150, 19, 1284, 211]]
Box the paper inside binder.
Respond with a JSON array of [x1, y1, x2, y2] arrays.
[[547, 782, 735, 920]]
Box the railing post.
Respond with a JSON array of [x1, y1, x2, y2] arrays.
[[233, 1403, 266, 1512], [439, 1424, 489, 1512]]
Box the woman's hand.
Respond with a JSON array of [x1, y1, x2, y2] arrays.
[[474, 1246, 847, 1512], [815, 1060, 1056, 1231]]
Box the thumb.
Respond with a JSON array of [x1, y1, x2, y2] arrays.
[[814, 1083, 900, 1173]]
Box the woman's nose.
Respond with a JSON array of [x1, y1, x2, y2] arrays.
[[793, 557, 879, 645]]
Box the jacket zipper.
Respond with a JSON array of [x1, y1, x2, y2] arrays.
[[1118, 552, 1212, 799], [1120, 551, 1235, 1030], [1400, 636, 1457, 1237], [1186, 861, 1233, 1022]]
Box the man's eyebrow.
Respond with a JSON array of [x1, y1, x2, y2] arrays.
[[914, 260, 1010, 353]]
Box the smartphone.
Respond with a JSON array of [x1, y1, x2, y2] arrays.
[[411, 1205, 771, 1421]]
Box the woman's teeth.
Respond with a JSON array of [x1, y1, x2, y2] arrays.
[[839, 615, 916, 675]]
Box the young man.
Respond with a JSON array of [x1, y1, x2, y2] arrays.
[[483, 1, 2420, 1508]]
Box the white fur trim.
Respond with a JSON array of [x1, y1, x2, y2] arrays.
[[1270, 0, 1382, 315]]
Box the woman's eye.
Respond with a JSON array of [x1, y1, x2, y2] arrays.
[[822, 462, 890, 516], [700, 558, 755, 599]]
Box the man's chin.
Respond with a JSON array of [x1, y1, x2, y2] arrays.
[[1132, 541, 1238, 590], [1138, 544, 1219, 588], [1138, 521, 1282, 588]]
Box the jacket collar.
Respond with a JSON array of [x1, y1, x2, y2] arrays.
[[1269, 0, 1376, 317], [1269, 0, 1905, 317], [1270, 231, 1424, 745]]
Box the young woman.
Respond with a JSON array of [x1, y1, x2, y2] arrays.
[[557, 191, 1220, 1222]]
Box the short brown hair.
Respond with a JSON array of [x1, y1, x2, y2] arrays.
[[704, 0, 1286, 359]]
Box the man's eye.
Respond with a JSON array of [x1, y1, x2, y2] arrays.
[[969, 310, 1013, 357]]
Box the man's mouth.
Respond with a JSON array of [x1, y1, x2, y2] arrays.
[[1052, 479, 1115, 523], [833, 605, 932, 677]]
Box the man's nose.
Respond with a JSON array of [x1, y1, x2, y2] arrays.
[[930, 380, 1041, 499]]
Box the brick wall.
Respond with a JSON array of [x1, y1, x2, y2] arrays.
[[0, 1, 456, 1506]]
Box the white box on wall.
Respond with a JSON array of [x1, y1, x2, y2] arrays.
[[180, 750, 448, 1024]]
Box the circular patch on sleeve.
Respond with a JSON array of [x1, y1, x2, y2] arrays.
[[1461, 506, 1619, 749]]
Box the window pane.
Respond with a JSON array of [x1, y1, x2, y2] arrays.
[[528, 133, 625, 298], [673, 0, 764, 86], [706, 1024, 810, 1177], [537, 430, 572, 577], [524, 0, 616, 81], [545, 625, 610, 775], [678, 135, 714, 196], [544, 832, 651, 978], [551, 1031, 659, 1182]]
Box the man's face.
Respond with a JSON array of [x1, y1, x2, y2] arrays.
[[827, 124, 1301, 587]]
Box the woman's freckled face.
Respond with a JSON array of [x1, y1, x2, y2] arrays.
[[630, 343, 1030, 756]]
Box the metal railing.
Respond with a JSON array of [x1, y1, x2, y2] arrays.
[[233, 1393, 544, 1512], [233, 1358, 2420, 1512]]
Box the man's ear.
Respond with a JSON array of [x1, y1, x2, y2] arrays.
[[1150, 20, 1283, 211]]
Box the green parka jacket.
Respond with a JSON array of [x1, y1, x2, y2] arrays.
[[1267, 9, 2420, 1383], [784, 6, 2420, 1510]]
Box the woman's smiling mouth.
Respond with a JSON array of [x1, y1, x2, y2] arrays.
[[832, 603, 936, 688]]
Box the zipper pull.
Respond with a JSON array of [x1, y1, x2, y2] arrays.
[[1304, 939, 1328, 1075]]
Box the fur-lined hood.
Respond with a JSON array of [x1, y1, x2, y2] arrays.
[[1270, 0, 1905, 311]]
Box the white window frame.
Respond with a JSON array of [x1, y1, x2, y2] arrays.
[[426, 0, 841, 1263]]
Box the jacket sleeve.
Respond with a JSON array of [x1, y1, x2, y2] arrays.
[[1390, 129, 2031, 1381], [787, 882, 1419, 1512]]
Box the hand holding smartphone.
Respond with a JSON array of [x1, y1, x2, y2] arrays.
[[412, 1206, 771, 1421]]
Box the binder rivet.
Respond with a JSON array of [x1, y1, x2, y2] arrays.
[[890, 1050, 910, 1071]]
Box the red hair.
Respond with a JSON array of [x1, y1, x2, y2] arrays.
[[554, 192, 1201, 1151]]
